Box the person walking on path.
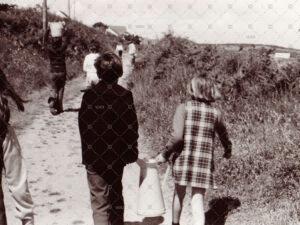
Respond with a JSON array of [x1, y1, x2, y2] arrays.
[[156, 76, 232, 225], [128, 41, 137, 65], [83, 42, 100, 88], [115, 42, 124, 58], [0, 68, 35, 225], [78, 52, 139, 225], [47, 25, 71, 115], [117, 53, 134, 90]]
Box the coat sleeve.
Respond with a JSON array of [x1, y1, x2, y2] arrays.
[[78, 93, 89, 156], [122, 92, 139, 164], [162, 103, 185, 161], [215, 109, 232, 156]]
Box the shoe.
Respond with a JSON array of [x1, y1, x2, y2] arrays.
[[22, 218, 34, 225], [49, 107, 60, 116], [48, 97, 55, 105], [48, 98, 59, 116]]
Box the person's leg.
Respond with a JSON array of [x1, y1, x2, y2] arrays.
[[108, 178, 124, 225], [172, 184, 186, 225], [2, 126, 34, 225], [191, 187, 206, 225], [87, 171, 110, 225], [0, 170, 8, 225], [57, 85, 64, 112], [58, 72, 66, 113], [49, 73, 60, 115]]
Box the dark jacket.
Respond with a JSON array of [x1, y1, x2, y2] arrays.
[[78, 81, 139, 179]]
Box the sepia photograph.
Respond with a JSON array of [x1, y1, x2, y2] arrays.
[[0, 0, 299, 224]]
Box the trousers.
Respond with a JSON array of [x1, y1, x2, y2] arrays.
[[49, 72, 66, 113], [0, 126, 34, 225], [87, 169, 124, 225]]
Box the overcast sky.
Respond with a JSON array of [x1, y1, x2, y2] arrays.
[[4, 0, 300, 48]]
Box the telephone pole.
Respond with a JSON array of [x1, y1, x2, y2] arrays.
[[73, 0, 76, 20], [42, 0, 48, 46], [68, 0, 71, 18]]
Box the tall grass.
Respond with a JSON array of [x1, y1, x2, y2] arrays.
[[131, 34, 300, 221]]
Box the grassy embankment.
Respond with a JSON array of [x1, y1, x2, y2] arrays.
[[132, 34, 300, 224], [0, 4, 117, 126]]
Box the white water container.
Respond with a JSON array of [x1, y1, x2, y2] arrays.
[[49, 22, 64, 37], [137, 158, 166, 217]]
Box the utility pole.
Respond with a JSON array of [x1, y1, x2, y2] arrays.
[[42, 0, 48, 46], [68, 0, 71, 18], [73, 0, 76, 20]]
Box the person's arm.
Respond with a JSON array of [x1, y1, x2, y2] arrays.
[[78, 93, 89, 154], [215, 109, 232, 159], [61, 28, 72, 51], [122, 92, 139, 164], [158, 103, 185, 162]]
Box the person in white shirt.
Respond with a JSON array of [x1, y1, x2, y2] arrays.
[[115, 42, 124, 58], [83, 43, 100, 88], [128, 41, 137, 64]]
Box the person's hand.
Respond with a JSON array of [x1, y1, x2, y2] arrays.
[[155, 153, 167, 164], [223, 151, 231, 159]]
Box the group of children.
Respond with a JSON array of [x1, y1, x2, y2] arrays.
[[0, 21, 232, 225]]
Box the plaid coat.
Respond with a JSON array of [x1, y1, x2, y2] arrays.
[[169, 100, 231, 188]]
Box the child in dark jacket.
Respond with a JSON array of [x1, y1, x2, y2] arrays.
[[78, 52, 139, 225]]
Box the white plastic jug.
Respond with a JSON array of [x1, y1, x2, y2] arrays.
[[49, 22, 64, 37], [137, 159, 166, 217]]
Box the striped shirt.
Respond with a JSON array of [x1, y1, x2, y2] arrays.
[[48, 43, 68, 73]]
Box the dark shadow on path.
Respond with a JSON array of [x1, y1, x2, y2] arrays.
[[125, 216, 164, 225], [63, 108, 80, 112], [205, 197, 241, 225]]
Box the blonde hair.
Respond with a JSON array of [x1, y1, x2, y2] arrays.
[[187, 76, 221, 102]]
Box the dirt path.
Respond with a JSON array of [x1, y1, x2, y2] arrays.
[[2, 54, 246, 225], [2, 53, 190, 225]]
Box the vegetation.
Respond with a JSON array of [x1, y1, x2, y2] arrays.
[[0, 4, 118, 96], [132, 34, 300, 224], [1, 3, 299, 223]]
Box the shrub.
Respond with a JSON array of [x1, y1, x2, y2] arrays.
[[132, 33, 300, 210]]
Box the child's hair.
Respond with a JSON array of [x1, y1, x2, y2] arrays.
[[94, 52, 123, 83], [187, 76, 221, 102]]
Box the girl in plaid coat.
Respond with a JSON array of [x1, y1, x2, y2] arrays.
[[156, 76, 232, 225]]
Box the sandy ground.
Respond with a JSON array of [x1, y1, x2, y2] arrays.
[[2, 54, 191, 225], [2, 54, 244, 225]]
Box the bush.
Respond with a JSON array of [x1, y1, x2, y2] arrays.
[[132, 33, 300, 209], [0, 5, 118, 96]]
